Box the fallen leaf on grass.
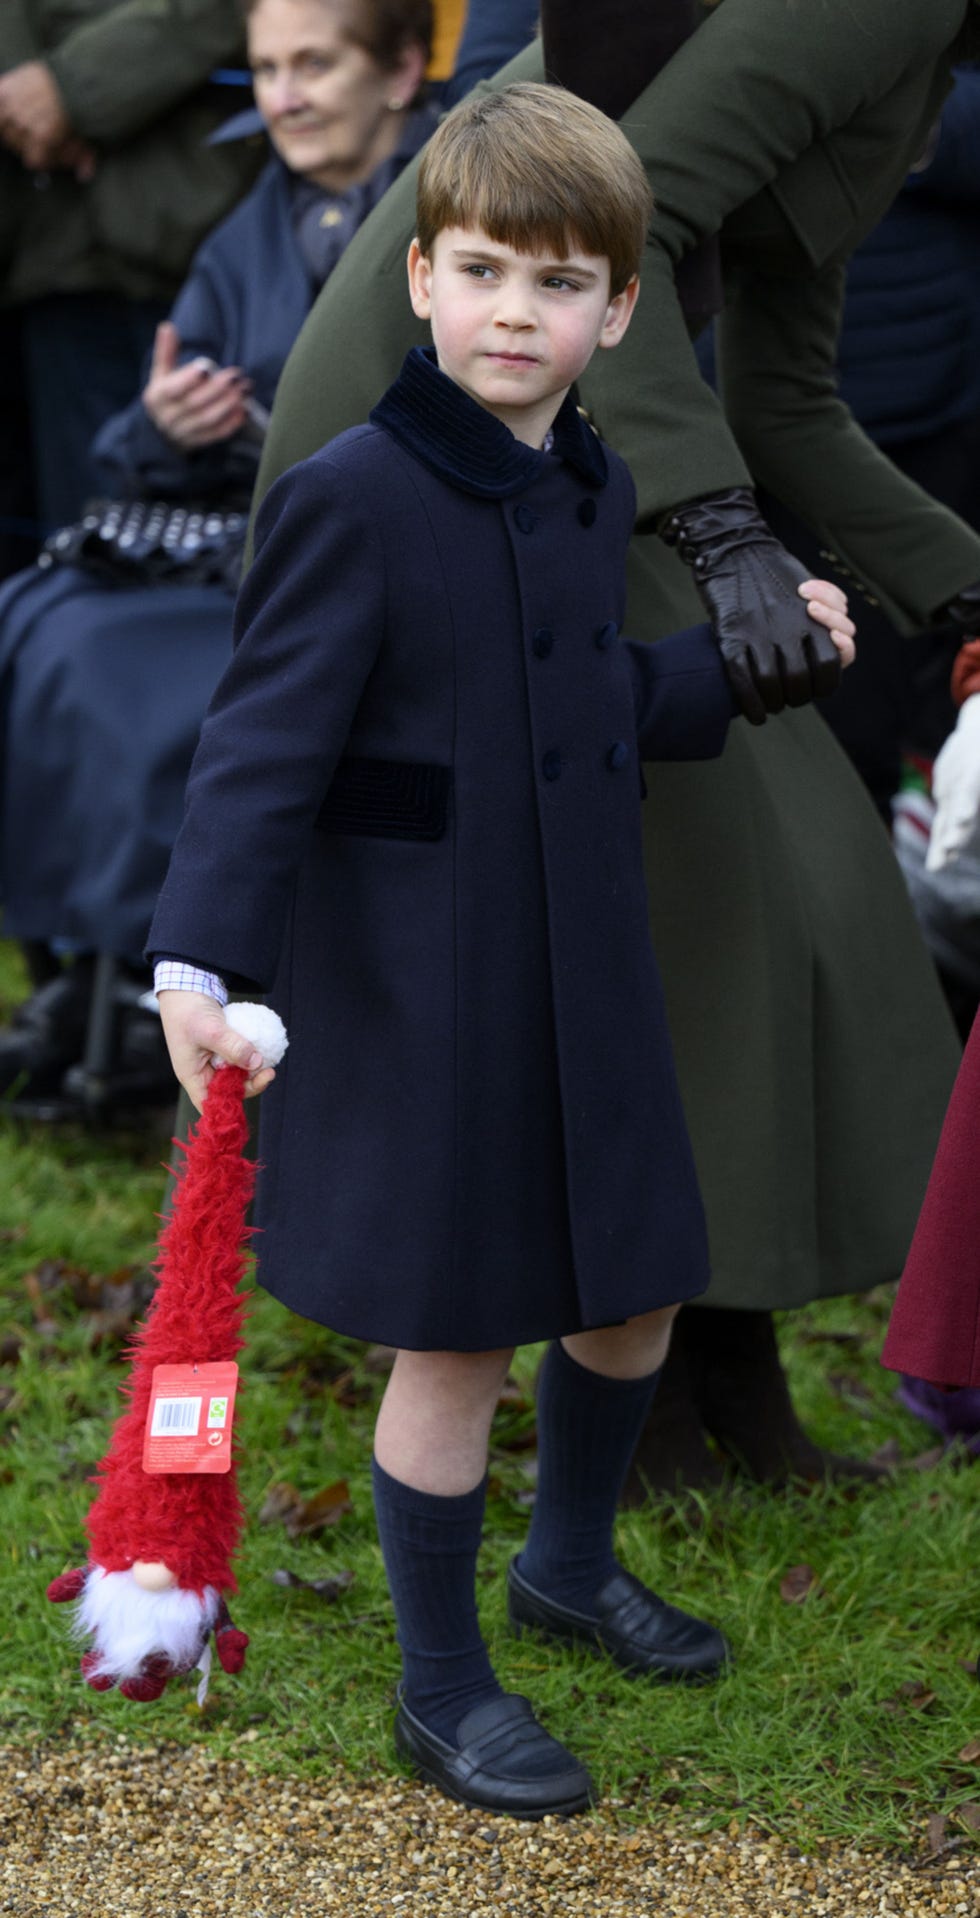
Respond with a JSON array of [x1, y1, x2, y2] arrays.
[[259, 1479, 352, 1537], [270, 1568, 354, 1600], [779, 1564, 824, 1604], [911, 1447, 947, 1472], [958, 1737, 980, 1764], [881, 1680, 937, 1715], [954, 1802, 980, 1832], [329, 1369, 373, 1409], [826, 1371, 874, 1404], [868, 1438, 902, 1470]]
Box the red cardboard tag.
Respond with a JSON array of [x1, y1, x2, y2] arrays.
[[143, 1362, 239, 1474]]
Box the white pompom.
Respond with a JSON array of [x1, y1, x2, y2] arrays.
[[224, 1002, 289, 1067]]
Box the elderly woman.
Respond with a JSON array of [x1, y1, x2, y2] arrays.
[[0, 0, 434, 1100]]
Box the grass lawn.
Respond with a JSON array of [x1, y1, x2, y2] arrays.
[[1, 935, 978, 1856]]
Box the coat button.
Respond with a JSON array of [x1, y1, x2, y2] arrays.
[[514, 504, 537, 534], [532, 626, 554, 658], [577, 498, 597, 527], [542, 750, 562, 781], [607, 741, 628, 770], [595, 621, 618, 651]]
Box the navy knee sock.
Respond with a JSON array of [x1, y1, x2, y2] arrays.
[[371, 1457, 503, 1743], [516, 1340, 661, 1610]]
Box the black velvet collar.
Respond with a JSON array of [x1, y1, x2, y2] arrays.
[[370, 346, 607, 499]]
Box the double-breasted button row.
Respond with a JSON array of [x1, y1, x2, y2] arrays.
[[540, 743, 630, 782], [514, 500, 598, 533]]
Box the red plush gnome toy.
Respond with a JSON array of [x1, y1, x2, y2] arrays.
[[47, 1003, 287, 1703]]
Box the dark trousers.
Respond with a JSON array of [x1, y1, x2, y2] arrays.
[[20, 292, 166, 531]]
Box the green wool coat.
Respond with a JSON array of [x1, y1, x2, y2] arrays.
[[249, 10, 970, 1311], [1, 0, 261, 302]]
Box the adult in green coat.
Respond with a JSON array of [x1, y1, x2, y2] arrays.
[[247, 4, 973, 1484], [0, 0, 261, 524]]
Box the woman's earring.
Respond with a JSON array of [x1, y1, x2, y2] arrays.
[[387, 96, 405, 111]]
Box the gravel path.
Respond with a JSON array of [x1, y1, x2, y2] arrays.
[[3, 1740, 978, 1917]]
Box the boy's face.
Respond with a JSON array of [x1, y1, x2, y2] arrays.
[[407, 226, 638, 446]]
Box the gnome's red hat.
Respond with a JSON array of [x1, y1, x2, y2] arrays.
[[47, 1003, 287, 1701]]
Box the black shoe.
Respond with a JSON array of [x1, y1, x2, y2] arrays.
[[0, 964, 94, 1096], [507, 1558, 730, 1681], [393, 1689, 594, 1818]]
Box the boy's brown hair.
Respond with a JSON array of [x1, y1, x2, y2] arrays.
[[416, 82, 652, 295]]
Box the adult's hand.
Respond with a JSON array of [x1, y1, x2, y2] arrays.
[[0, 61, 76, 168], [660, 486, 843, 725], [143, 320, 252, 449]]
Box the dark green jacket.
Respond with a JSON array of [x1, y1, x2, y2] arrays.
[[1, 0, 262, 303]]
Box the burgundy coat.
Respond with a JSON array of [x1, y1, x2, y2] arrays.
[[882, 1008, 980, 1387], [149, 349, 735, 1351]]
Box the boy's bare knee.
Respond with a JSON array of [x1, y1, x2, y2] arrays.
[[563, 1304, 679, 1380]]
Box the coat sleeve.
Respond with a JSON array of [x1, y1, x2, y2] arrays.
[[147, 451, 386, 988], [578, 0, 964, 523], [625, 625, 736, 764], [718, 259, 980, 632], [47, 0, 246, 146]]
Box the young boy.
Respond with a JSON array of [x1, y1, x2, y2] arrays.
[[150, 82, 854, 1817]]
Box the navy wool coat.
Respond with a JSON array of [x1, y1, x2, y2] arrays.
[[149, 349, 735, 1351]]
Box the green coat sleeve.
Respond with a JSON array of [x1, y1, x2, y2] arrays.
[[47, 0, 246, 144], [719, 260, 980, 630], [579, 0, 979, 622]]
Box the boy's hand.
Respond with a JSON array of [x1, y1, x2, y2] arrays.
[[157, 991, 275, 1113], [796, 579, 855, 669]]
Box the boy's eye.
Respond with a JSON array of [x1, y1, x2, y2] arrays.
[[463, 264, 495, 279], [543, 276, 579, 292]]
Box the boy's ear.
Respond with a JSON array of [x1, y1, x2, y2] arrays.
[[599, 274, 640, 350], [407, 238, 432, 320]]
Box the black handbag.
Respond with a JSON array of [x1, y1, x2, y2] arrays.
[[39, 498, 248, 594]]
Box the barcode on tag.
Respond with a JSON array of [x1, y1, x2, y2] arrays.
[[150, 1396, 202, 1437]]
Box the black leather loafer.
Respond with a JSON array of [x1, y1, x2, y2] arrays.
[[507, 1558, 731, 1681], [393, 1690, 595, 1818]]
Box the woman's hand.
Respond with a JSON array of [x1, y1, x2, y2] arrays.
[[157, 991, 276, 1113], [143, 321, 253, 449], [797, 578, 856, 668]]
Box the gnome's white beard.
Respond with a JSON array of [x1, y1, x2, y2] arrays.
[[75, 1568, 220, 1681]]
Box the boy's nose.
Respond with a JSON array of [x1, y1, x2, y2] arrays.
[[494, 297, 536, 330]]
